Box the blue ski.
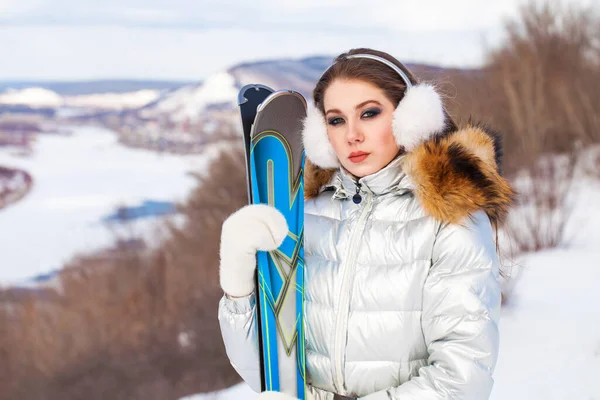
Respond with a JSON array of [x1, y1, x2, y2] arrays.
[[238, 87, 307, 398]]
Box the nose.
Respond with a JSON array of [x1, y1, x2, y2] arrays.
[[345, 121, 364, 144]]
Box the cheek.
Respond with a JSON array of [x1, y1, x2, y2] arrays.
[[373, 118, 396, 147], [327, 129, 344, 152]]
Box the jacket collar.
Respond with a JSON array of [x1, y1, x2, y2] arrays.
[[324, 155, 414, 200]]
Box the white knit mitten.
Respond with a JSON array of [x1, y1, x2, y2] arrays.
[[219, 204, 288, 297]]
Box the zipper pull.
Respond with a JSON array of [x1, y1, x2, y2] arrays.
[[352, 183, 362, 204]]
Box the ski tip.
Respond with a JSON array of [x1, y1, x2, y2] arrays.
[[255, 90, 308, 114], [238, 84, 275, 106]]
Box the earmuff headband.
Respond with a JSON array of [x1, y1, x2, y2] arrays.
[[319, 54, 414, 89]]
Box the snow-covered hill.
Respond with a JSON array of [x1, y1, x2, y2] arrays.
[[0, 87, 161, 111], [0, 56, 334, 119], [139, 56, 333, 122], [0, 56, 461, 124], [140, 72, 238, 122], [65, 89, 161, 110], [0, 87, 63, 108]]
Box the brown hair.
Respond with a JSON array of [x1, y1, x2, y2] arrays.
[[312, 47, 458, 132]]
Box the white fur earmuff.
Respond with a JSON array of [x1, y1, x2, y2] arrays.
[[300, 54, 447, 169], [391, 83, 446, 152], [301, 103, 340, 169]]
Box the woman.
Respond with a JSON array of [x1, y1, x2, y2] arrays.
[[218, 48, 515, 400]]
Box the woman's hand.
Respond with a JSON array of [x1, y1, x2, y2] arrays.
[[219, 204, 288, 297]]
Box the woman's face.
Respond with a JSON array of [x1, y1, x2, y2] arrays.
[[323, 78, 400, 178]]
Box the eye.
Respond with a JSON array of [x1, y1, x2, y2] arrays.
[[327, 117, 344, 126], [362, 108, 381, 119]]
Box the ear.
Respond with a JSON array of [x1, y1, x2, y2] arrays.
[[392, 84, 446, 151], [301, 103, 340, 169]]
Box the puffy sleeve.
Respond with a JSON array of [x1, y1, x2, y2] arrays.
[[361, 210, 502, 400], [218, 291, 262, 393]]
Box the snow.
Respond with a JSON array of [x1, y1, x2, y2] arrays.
[[492, 249, 600, 399], [64, 89, 160, 110], [150, 71, 238, 122], [0, 87, 63, 108], [0, 87, 160, 110], [179, 383, 257, 400], [0, 125, 232, 285], [490, 176, 600, 400], [151, 84, 200, 115], [183, 177, 600, 399], [1, 60, 323, 118]]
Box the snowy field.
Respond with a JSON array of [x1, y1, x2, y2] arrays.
[[0, 125, 229, 285], [490, 176, 600, 400], [183, 178, 600, 399]]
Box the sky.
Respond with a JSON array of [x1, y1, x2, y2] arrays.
[[0, 0, 594, 81]]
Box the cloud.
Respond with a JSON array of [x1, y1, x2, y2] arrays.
[[0, 0, 43, 17], [0, 25, 491, 80], [1, 0, 521, 32], [0, 0, 595, 80]]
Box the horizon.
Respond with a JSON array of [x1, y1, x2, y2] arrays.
[[0, 55, 483, 84]]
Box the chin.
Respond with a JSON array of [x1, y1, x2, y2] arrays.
[[343, 161, 379, 178]]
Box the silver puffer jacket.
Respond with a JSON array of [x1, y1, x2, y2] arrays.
[[218, 125, 515, 399]]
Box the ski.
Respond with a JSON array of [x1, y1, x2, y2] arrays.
[[238, 84, 275, 203], [238, 87, 307, 398]]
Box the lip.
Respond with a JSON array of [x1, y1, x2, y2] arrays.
[[348, 151, 370, 163]]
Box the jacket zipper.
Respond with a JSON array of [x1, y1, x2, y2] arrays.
[[332, 187, 373, 394]]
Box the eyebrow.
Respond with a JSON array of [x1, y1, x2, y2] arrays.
[[325, 99, 382, 116]]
